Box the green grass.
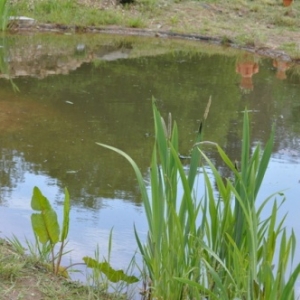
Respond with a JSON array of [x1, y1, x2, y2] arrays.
[[126, 17, 145, 28], [0, 238, 121, 300], [7, 0, 300, 58]]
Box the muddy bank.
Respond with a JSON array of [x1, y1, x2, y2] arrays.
[[10, 20, 294, 64]]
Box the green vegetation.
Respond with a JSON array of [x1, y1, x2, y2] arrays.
[[98, 100, 300, 299], [0, 238, 126, 299], [1, 187, 138, 299], [7, 0, 300, 58], [30, 186, 71, 276], [0, 0, 10, 31], [29, 186, 137, 283], [1, 100, 300, 298]]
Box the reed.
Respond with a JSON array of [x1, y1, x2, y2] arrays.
[[98, 99, 209, 299], [98, 101, 300, 299], [177, 110, 300, 299]]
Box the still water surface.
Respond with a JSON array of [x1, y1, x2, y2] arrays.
[[0, 33, 300, 291]]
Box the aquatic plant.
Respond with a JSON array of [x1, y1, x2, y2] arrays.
[[176, 111, 300, 299], [97, 100, 300, 299], [30, 186, 138, 285], [97, 99, 208, 299], [31, 186, 71, 276]]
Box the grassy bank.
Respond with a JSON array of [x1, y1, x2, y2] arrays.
[[0, 238, 122, 300], [7, 0, 300, 59]]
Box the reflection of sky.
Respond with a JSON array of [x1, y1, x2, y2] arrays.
[[258, 156, 300, 236], [257, 156, 300, 297]]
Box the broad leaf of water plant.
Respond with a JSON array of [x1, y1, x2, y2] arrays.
[[83, 257, 138, 283], [31, 186, 52, 211], [31, 211, 59, 244], [31, 187, 60, 244]]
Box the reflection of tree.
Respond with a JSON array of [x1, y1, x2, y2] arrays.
[[0, 149, 26, 204], [0, 50, 242, 208], [0, 45, 300, 210], [0, 35, 19, 91]]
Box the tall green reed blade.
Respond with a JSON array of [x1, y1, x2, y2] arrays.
[[95, 142, 152, 260], [179, 97, 211, 245], [96, 143, 151, 225], [195, 109, 300, 299], [97, 99, 207, 299], [188, 96, 211, 189], [0, 0, 10, 31], [234, 109, 250, 248], [230, 110, 274, 249]]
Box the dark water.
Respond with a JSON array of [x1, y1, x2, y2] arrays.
[[0, 33, 300, 294]]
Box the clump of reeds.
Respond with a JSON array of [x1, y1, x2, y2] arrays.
[[98, 99, 300, 299]]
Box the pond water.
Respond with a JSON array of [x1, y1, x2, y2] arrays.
[[0, 32, 300, 296]]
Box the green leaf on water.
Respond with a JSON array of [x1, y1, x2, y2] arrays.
[[83, 256, 139, 283], [31, 210, 59, 244], [30, 186, 60, 245], [31, 186, 52, 211]]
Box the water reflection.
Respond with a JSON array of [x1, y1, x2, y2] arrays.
[[273, 59, 291, 80], [0, 34, 299, 207], [0, 36, 19, 91], [0, 33, 300, 287], [236, 54, 259, 92], [0, 37, 133, 79]]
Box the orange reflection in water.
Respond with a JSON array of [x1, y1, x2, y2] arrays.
[[273, 59, 291, 80], [283, 0, 293, 7], [236, 55, 259, 92]]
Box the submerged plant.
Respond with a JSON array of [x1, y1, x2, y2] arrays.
[[97, 100, 300, 299]]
